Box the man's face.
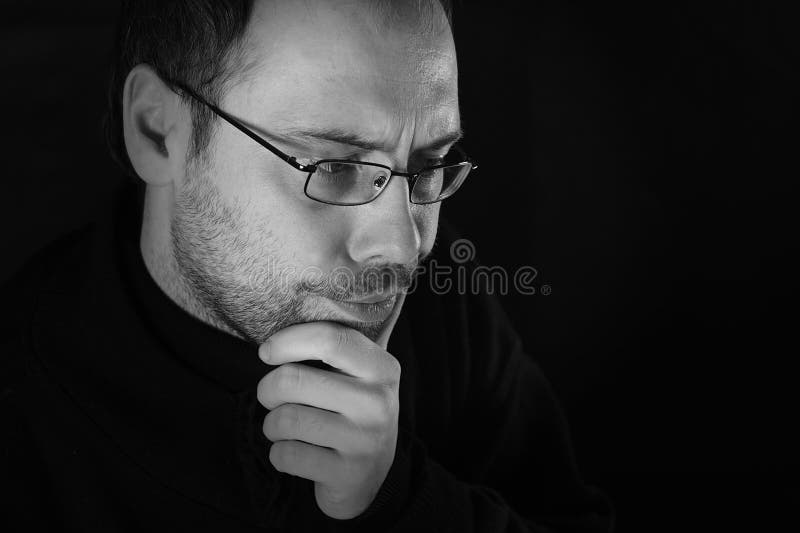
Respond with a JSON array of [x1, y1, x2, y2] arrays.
[[170, 0, 460, 344]]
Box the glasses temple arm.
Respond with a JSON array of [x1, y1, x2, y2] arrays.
[[166, 79, 313, 172]]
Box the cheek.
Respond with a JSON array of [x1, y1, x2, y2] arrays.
[[292, 207, 353, 267], [197, 132, 266, 207], [193, 130, 349, 275], [250, 174, 349, 269], [203, 143, 321, 262]]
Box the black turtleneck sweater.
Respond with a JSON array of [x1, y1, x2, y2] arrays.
[[1, 189, 613, 532]]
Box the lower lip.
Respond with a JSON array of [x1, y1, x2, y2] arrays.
[[324, 296, 397, 324]]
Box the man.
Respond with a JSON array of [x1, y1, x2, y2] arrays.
[[1, 1, 613, 531]]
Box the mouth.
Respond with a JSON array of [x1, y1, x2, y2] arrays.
[[322, 294, 398, 324]]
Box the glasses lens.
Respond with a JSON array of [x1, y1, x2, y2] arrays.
[[307, 161, 391, 205], [410, 162, 472, 204], [306, 160, 473, 205]]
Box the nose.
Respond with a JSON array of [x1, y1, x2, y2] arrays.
[[345, 173, 421, 267]]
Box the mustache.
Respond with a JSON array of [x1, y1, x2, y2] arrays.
[[297, 261, 420, 300]]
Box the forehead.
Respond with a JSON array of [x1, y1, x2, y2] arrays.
[[233, 0, 459, 143]]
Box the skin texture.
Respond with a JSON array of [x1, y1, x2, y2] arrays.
[[123, 0, 459, 520]]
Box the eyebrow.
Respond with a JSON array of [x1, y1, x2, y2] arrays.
[[279, 126, 464, 153]]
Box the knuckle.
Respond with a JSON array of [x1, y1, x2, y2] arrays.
[[352, 423, 381, 453], [385, 355, 402, 381], [383, 386, 400, 416], [367, 388, 396, 421], [374, 400, 392, 422]]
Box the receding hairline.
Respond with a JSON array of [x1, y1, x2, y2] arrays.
[[231, 0, 454, 88]]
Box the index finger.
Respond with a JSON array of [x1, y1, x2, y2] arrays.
[[258, 321, 392, 381]]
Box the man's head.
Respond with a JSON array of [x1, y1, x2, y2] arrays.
[[109, 0, 460, 344]]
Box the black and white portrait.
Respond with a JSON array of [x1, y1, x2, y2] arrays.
[[2, 1, 796, 531]]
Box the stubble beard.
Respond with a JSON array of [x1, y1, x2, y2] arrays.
[[170, 162, 314, 345], [168, 163, 415, 345]]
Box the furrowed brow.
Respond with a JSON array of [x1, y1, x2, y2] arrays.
[[281, 127, 388, 152], [280, 126, 464, 153], [422, 129, 463, 152]]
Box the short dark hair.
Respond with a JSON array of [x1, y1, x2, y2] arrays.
[[103, 0, 454, 181]]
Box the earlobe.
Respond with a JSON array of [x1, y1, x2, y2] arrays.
[[122, 64, 180, 186]]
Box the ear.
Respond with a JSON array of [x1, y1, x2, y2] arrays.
[[122, 64, 184, 187]]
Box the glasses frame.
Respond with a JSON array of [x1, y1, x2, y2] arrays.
[[164, 78, 477, 206]]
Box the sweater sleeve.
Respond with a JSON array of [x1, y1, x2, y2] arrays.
[[311, 271, 615, 532]]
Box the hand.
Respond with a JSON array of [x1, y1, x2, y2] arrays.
[[256, 295, 405, 520]]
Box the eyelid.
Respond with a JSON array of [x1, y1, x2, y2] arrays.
[[338, 152, 371, 162], [302, 147, 374, 163]]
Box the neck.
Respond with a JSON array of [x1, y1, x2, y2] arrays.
[[139, 185, 244, 340]]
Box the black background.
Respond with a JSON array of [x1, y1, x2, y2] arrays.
[[2, 2, 798, 531]]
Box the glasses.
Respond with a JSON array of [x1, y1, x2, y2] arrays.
[[165, 79, 477, 206]]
